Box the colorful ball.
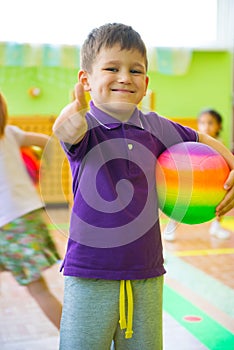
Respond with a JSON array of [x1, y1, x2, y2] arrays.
[[21, 147, 41, 185], [155, 142, 230, 224]]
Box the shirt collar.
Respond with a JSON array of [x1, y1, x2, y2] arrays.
[[88, 101, 144, 130]]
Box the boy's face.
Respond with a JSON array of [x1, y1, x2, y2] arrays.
[[79, 44, 149, 121], [198, 113, 221, 139]]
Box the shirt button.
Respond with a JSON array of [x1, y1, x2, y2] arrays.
[[128, 144, 133, 150]]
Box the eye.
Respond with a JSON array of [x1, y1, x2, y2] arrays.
[[104, 67, 118, 72], [130, 69, 143, 74]]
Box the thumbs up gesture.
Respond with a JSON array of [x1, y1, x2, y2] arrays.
[[53, 83, 88, 144]]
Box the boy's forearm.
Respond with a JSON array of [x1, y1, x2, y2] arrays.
[[198, 132, 234, 170]]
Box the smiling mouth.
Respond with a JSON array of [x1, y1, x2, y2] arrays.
[[111, 89, 134, 93]]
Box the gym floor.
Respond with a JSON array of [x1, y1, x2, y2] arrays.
[[0, 207, 233, 350]]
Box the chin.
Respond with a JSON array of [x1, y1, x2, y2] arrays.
[[105, 101, 136, 116]]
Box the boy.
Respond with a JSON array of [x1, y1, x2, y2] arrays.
[[53, 23, 234, 350]]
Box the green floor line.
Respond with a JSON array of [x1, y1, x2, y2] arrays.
[[164, 252, 234, 318], [163, 284, 234, 350]]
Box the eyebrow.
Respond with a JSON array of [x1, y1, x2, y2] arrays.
[[103, 60, 146, 69]]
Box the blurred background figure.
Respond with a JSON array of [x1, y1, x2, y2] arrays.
[[163, 108, 231, 241], [197, 108, 223, 140], [0, 92, 62, 329]]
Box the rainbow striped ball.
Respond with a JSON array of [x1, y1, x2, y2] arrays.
[[155, 142, 230, 224]]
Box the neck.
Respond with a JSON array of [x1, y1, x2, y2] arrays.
[[94, 103, 136, 122]]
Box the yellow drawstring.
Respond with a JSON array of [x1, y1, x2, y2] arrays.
[[125, 280, 134, 338], [119, 280, 134, 339], [119, 280, 127, 329]]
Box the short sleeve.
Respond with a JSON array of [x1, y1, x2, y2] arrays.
[[6, 125, 26, 146], [61, 130, 90, 161]]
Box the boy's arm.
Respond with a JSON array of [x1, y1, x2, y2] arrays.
[[198, 132, 234, 217], [52, 83, 88, 144]]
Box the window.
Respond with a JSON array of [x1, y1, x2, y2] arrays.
[[0, 0, 232, 49]]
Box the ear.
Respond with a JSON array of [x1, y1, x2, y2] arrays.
[[144, 76, 149, 96], [78, 70, 91, 91]]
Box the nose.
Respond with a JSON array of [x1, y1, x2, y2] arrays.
[[117, 69, 132, 84]]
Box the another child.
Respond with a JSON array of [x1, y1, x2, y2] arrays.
[[0, 92, 62, 329], [163, 109, 231, 241], [53, 23, 234, 349]]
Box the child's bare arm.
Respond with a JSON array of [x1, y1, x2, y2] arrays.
[[198, 132, 234, 169], [21, 132, 49, 148], [52, 83, 88, 144]]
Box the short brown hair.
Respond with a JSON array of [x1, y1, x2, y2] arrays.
[[0, 93, 8, 138], [80, 23, 148, 72]]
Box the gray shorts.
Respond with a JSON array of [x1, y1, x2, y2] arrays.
[[60, 275, 163, 350]]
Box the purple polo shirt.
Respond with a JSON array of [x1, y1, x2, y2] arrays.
[[61, 101, 198, 280]]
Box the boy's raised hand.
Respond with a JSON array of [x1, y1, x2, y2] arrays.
[[53, 83, 88, 144]]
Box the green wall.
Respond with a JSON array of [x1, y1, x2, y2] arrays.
[[148, 51, 233, 148], [0, 50, 233, 147], [0, 67, 77, 115]]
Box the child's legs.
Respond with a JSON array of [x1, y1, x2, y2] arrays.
[[27, 276, 62, 329], [60, 277, 120, 350], [114, 276, 164, 350]]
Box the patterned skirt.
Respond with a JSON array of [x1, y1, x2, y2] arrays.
[[0, 208, 61, 285]]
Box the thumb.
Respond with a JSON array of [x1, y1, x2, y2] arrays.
[[74, 83, 88, 111]]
